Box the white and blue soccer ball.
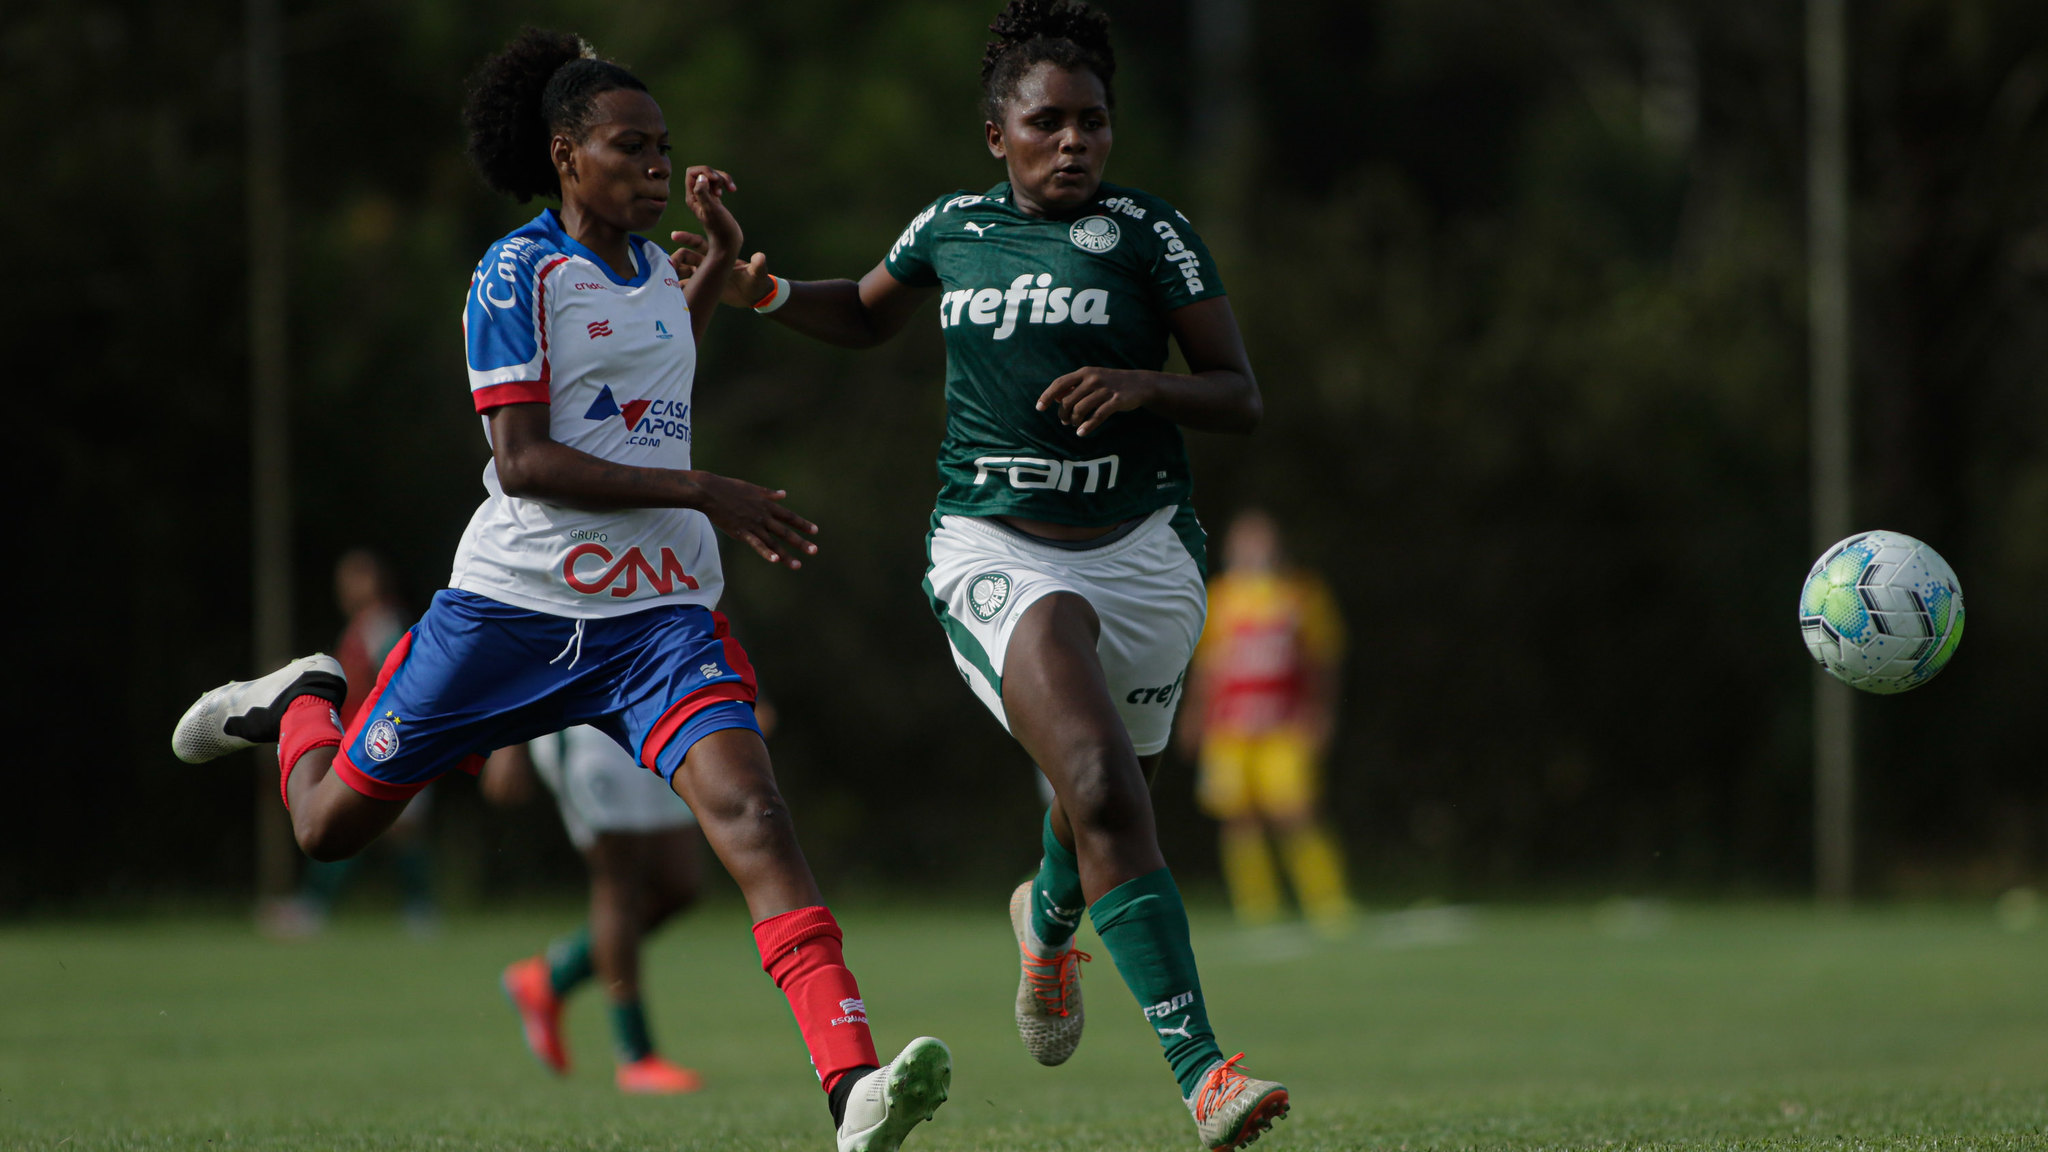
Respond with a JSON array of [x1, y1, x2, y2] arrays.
[[1799, 530, 1964, 694]]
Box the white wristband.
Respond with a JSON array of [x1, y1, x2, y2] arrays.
[[751, 275, 790, 314]]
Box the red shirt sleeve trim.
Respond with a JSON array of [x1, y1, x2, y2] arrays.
[[472, 380, 550, 412]]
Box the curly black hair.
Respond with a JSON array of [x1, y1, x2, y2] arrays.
[[463, 28, 648, 203], [979, 0, 1116, 122]]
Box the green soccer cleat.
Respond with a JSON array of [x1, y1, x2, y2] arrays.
[[835, 1035, 951, 1152], [1009, 880, 1090, 1066], [1186, 1053, 1289, 1151]]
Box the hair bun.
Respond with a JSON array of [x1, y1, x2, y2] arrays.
[[980, 0, 1115, 119], [463, 27, 646, 204]]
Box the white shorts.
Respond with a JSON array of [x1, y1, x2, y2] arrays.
[[530, 725, 696, 851], [923, 504, 1208, 756]]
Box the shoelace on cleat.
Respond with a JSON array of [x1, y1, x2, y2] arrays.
[[1020, 945, 1091, 1016], [1194, 1053, 1252, 1121]]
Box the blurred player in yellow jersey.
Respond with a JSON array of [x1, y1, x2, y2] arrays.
[[1181, 510, 1354, 934]]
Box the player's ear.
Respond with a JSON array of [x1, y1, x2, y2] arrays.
[[550, 134, 578, 184], [985, 119, 1006, 160]]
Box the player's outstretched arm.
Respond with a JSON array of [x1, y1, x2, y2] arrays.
[[1037, 296, 1262, 437], [668, 242, 934, 349], [488, 403, 819, 569]]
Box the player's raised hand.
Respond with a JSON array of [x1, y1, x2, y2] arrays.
[[691, 473, 820, 570], [682, 165, 743, 254], [1038, 366, 1158, 437], [667, 233, 773, 308]]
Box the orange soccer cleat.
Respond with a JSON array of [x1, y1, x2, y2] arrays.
[[501, 956, 570, 1074], [1009, 880, 1090, 1065], [1187, 1053, 1290, 1151], [615, 1054, 704, 1094]]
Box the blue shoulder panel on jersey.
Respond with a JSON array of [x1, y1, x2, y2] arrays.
[[466, 215, 562, 374]]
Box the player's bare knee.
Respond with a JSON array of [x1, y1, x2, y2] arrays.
[[1060, 749, 1152, 838], [700, 788, 800, 857]]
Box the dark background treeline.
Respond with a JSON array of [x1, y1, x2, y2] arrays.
[[6, 0, 2045, 910]]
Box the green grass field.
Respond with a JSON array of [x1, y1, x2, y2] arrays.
[[4, 901, 2045, 1150]]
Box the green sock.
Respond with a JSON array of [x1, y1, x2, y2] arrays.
[[545, 927, 594, 997], [1089, 867, 1226, 1097], [609, 998, 655, 1064], [1029, 809, 1086, 949]]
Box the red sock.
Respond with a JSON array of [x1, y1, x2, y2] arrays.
[[753, 906, 879, 1092], [276, 695, 344, 810]]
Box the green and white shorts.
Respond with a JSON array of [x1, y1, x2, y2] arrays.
[[922, 504, 1208, 756], [530, 724, 696, 851]]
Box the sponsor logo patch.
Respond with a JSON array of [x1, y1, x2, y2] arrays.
[[587, 319, 613, 338], [563, 544, 701, 598], [583, 384, 690, 446], [972, 453, 1120, 493], [968, 572, 1013, 622], [1151, 219, 1207, 294], [938, 273, 1111, 338], [1070, 215, 1120, 253]]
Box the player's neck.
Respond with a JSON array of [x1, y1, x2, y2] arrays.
[[557, 203, 636, 281]]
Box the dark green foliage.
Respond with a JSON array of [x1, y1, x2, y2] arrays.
[[6, 0, 2047, 906]]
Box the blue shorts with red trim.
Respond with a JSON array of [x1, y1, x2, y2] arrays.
[[333, 589, 759, 801]]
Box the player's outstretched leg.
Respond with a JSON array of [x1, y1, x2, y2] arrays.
[[173, 654, 411, 861], [1004, 594, 1288, 1150], [667, 728, 949, 1150]]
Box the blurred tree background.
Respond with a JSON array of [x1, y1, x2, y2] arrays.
[[6, 0, 2045, 911]]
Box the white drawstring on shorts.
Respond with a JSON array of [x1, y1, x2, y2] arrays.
[[549, 619, 587, 670]]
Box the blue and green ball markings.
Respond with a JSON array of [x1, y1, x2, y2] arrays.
[[1799, 530, 1965, 694]]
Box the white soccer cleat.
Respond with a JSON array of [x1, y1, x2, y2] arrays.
[[171, 654, 346, 764], [1186, 1053, 1290, 1151], [1010, 880, 1089, 1065], [835, 1035, 951, 1152]]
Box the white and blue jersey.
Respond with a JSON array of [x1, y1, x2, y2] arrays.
[[453, 209, 721, 619], [316, 213, 762, 801]]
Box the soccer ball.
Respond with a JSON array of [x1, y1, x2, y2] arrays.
[[1799, 530, 1964, 693]]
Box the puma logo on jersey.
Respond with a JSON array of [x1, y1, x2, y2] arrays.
[[963, 221, 998, 237], [939, 273, 1111, 339]]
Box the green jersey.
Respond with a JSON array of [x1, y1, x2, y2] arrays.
[[884, 181, 1227, 526]]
